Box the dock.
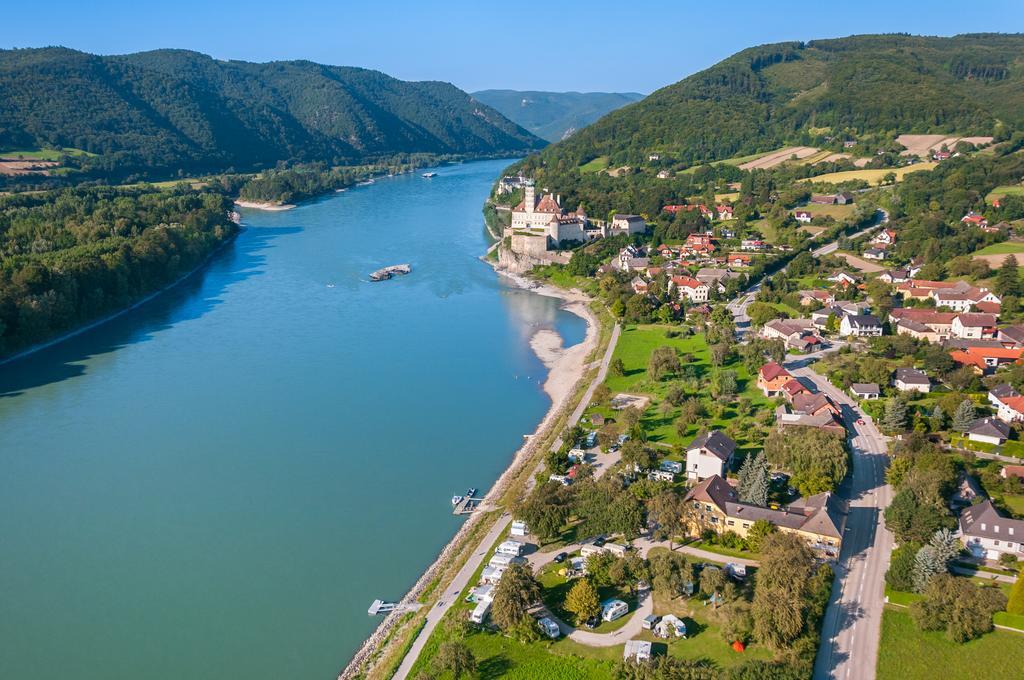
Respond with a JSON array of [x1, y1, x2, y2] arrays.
[[451, 486, 484, 515], [369, 264, 412, 282], [368, 599, 423, 616]]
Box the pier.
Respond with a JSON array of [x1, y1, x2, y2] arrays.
[[369, 264, 412, 281]]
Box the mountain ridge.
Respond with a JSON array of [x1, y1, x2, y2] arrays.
[[471, 89, 643, 142]]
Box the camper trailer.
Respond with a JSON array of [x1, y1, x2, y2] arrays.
[[602, 599, 629, 622]]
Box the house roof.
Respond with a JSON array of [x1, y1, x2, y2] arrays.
[[782, 379, 810, 396], [1000, 326, 1024, 344], [765, 318, 815, 336], [897, 319, 932, 334], [989, 384, 1020, 400], [950, 346, 1024, 370], [793, 392, 837, 415], [968, 417, 1010, 440], [759, 362, 790, 382], [613, 213, 644, 221], [894, 368, 929, 385], [687, 430, 736, 460], [1000, 395, 1024, 415], [846, 314, 882, 328], [976, 301, 1002, 314], [960, 499, 1024, 541], [672, 275, 706, 290], [889, 308, 957, 325], [851, 382, 880, 394], [1002, 465, 1024, 479], [956, 313, 998, 328], [684, 474, 738, 509]]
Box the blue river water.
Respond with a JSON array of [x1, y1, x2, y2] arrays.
[[0, 159, 586, 679]]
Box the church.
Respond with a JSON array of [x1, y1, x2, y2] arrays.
[[510, 182, 587, 245]]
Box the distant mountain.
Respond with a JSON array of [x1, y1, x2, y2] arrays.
[[471, 90, 644, 142], [0, 48, 545, 177], [523, 34, 1024, 172]]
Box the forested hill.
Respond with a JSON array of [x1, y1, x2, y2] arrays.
[[0, 47, 545, 177], [471, 90, 643, 142], [520, 34, 1024, 173]]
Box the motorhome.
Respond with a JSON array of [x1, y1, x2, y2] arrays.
[[602, 599, 629, 622]]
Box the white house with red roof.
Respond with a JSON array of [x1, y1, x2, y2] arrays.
[[716, 204, 735, 220], [794, 210, 813, 223], [961, 212, 989, 229], [871, 229, 897, 246], [670, 276, 710, 302]]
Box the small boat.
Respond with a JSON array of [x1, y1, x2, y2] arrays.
[[356, 179, 375, 186], [451, 495, 464, 506], [466, 487, 477, 499], [422, 172, 437, 178], [326, 283, 335, 288], [369, 264, 412, 282]]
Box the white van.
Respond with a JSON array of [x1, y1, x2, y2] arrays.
[[538, 616, 561, 639], [601, 599, 629, 622]]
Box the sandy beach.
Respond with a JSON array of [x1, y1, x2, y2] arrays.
[[234, 200, 296, 211]]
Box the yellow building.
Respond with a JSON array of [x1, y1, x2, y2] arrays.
[[683, 475, 845, 559]]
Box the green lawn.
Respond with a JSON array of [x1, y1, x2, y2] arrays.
[[987, 185, 1024, 203], [800, 162, 937, 186], [877, 606, 1024, 680], [580, 156, 610, 174], [1000, 493, 1024, 516], [597, 324, 775, 450], [973, 241, 1024, 256], [688, 540, 760, 561], [537, 564, 637, 634]]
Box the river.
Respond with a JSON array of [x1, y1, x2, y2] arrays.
[[0, 159, 586, 679]]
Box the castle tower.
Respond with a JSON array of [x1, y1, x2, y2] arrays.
[[524, 183, 535, 214]]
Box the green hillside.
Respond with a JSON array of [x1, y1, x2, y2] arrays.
[[0, 47, 544, 178], [507, 34, 1024, 218], [471, 89, 643, 142]]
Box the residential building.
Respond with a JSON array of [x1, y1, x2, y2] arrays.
[[967, 417, 1010, 445], [670, 276, 710, 302], [839, 314, 883, 337], [811, 192, 854, 205], [685, 430, 736, 480], [961, 212, 989, 229], [989, 384, 1020, 408], [716, 204, 735, 220], [684, 475, 846, 558], [740, 239, 767, 251], [951, 313, 998, 339], [762, 318, 820, 349], [872, 229, 897, 246], [781, 379, 812, 402], [998, 325, 1024, 348], [726, 253, 753, 267], [757, 362, 792, 397], [696, 268, 739, 290], [890, 308, 956, 342], [959, 500, 1024, 560], [949, 346, 1024, 374], [776, 407, 847, 434], [1001, 465, 1024, 481], [794, 210, 813, 223], [799, 290, 835, 307], [610, 214, 647, 235], [863, 247, 886, 261], [893, 368, 931, 393], [792, 392, 841, 417], [631, 277, 649, 295], [850, 383, 880, 400], [993, 391, 1024, 423], [827, 271, 860, 287]]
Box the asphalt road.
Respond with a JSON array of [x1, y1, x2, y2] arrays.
[[391, 323, 622, 679], [785, 361, 894, 680], [811, 209, 889, 258]]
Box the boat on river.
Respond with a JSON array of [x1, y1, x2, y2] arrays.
[[422, 172, 437, 178], [369, 264, 412, 282]]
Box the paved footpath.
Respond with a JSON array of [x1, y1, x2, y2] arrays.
[[392, 323, 621, 679]]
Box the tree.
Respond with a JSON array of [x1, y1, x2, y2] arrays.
[[995, 254, 1022, 298], [649, 550, 694, 599], [885, 542, 921, 592], [431, 641, 477, 680], [952, 399, 975, 432], [748, 301, 786, 327], [763, 428, 848, 495], [881, 397, 908, 432], [885, 487, 954, 544], [746, 519, 776, 553], [912, 545, 944, 592], [928, 528, 960, 566], [719, 599, 754, 644], [710, 369, 738, 400], [648, 346, 681, 381], [648, 490, 689, 549], [610, 358, 626, 377], [752, 533, 816, 648], [928, 405, 946, 432], [700, 565, 727, 596], [910, 574, 1007, 642], [621, 439, 657, 472], [739, 452, 770, 506], [564, 578, 601, 624], [490, 563, 541, 634]]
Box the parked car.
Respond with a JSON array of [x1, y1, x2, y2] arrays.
[[553, 552, 568, 564], [584, 616, 599, 629], [592, 537, 607, 547]]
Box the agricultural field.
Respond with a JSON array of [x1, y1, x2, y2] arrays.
[[738, 146, 820, 170], [580, 156, 610, 174], [0, 147, 95, 160], [793, 203, 857, 220], [972, 241, 1024, 256], [800, 162, 937, 186], [896, 134, 994, 157], [876, 606, 1024, 680], [987, 185, 1024, 203]]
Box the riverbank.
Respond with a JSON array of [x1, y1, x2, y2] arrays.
[[339, 268, 602, 680], [233, 200, 296, 211], [0, 227, 240, 368]]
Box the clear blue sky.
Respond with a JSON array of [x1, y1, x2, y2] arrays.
[[3, 0, 1022, 93]]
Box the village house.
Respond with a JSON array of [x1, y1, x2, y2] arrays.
[[716, 204, 735, 220], [1001, 465, 1024, 481], [670, 276, 710, 302], [850, 383, 880, 400], [757, 362, 792, 397], [961, 212, 989, 229], [811, 192, 854, 205], [777, 407, 847, 434], [726, 253, 753, 267], [827, 271, 860, 288], [862, 247, 886, 261], [959, 500, 1024, 560], [685, 430, 736, 481], [896, 279, 964, 302], [631, 277, 649, 295], [740, 239, 768, 251], [998, 325, 1024, 348], [684, 475, 846, 558], [951, 313, 998, 339], [967, 417, 1011, 446], [890, 308, 956, 342], [782, 378, 812, 401], [762, 318, 818, 348], [610, 214, 647, 236], [988, 384, 1020, 409], [839, 314, 883, 337], [871, 229, 897, 246], [799, 290, 835, 307], [696, 268, 740, 291], [684, 232, 715, 256], [893, 367, 931, 393], [949, 346, 1024, 375], [989, 384, 1024, 423], [792, 392, 841, 417], [657, 170, 671, 179], [931, 284, 1001, 313], [794, 210, 813, 223]]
